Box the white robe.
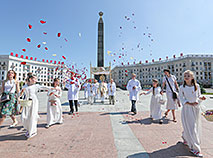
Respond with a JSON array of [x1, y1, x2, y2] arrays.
[[127, 79, 141, 101], [87, 83, 95, 97], [99, 83, 107, 97], [179, 84, 202, 152], [83, 83, 88, 98], [146, 87, 162, 120], [21, 84, 50, 137], [163, 75, 178, 110], [47, 87, 63, 126], [93, 83, 99, 99], [65, 78, 81, 100], [107, 82, 116, 96]]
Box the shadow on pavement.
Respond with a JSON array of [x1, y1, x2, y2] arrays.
[[100, 111, 129, 116], [127, 142, 195, 158], [0, 132, 26, 141], [122, 117, 170, 125], [37, 123, 47, 128]]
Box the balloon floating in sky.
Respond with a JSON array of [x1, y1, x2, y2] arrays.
[[78, 33, 81, 37], [57, 33, 61, 38], [42, 42, 47, 45], [26, 38, 31, 42], [28, 24, 32, 29], [40, 20, 46, 24]]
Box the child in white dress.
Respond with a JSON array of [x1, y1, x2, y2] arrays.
[[46, 78, 63, 128], [21, 74, 51, 139], [179, 70, 206, 157], [140, 79, 163, 124]]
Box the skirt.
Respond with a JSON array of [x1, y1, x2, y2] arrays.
[[0, 93, 18, 117]]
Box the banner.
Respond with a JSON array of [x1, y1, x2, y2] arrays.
[[91, 67, 110, 75]]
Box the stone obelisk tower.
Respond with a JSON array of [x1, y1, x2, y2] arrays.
[[97, 11, 104, 67]]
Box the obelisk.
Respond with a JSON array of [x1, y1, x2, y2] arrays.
[[97, 11, 104, 67]]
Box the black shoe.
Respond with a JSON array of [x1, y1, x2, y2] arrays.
[[133, 111, 137, 115], [68, 111, 73, 115], [159, 120, 163, 124]]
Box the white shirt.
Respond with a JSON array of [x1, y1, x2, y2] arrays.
[[83, 83, 88, 91], [65, 78, 81, 100], [163, 75, 177, 93], [93, 83, 99, 94], [107, 82, 116, 96], [4, 79, 16, 93], [127, 79, 141, 101]]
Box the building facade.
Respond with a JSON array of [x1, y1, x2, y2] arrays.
[[111, 54, 213, 88], [0, 55, 67, 88]]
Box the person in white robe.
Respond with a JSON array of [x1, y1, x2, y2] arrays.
[[127, 73, 141, 114], [87, 80, 94, 105], [46, 78, 63, 128], [140, 79, 163, 123], [83, 80, 88, 99], [93, 79, 99, 103], [21, 74, 51, 139], [64, 73, 81, 115], [179, 70, 206, 157], [99, 81, 107, 104], [107, 79, 116, 105], [161, 69, 180, 122]]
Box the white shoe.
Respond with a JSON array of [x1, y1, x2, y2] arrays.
[[10, 121, 18, 127], [190, 149, 203, 157]]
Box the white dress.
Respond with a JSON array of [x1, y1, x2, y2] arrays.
[[47, 87, 63, 126], [127, 79, 141, 101], [83, 83, 88, 98], [179, 84, 202, 152], [65, 78, 81, 100], [21, 84, 50, 137], [93, 83, 99, 99], [99, 83, 107, 101], [146, 87, 162, 120], [163, 75, 178, 110], [107, 82, 116, 96]]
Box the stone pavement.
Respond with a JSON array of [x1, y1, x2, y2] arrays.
[[0, 90, 213, 158]]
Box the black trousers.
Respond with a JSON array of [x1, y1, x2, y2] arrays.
[[69, 100, 78, 113], [131, 100, 137, 112]]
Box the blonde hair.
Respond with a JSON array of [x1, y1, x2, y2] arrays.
[[6, 70, 17, 81], [152, 79, 159, 95], [183, 70, 197, 91]]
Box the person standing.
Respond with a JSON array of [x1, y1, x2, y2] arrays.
[[179, 70, 206, 157], [127, 73, 141, 114], [83, 80, 88, 99], [64, 73, 81, 115], [107, 79, 116, 105], [93, 79, 99, 103], [87, 80, 94, 105], [46, 78, 63, 128], [99, 81, 107, 104], [140, 79, 163, 123], [0, 70, 20, 128], [161, 69, 180, 122], [21, 74, 51, 138]]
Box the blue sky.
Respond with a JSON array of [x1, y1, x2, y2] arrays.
[[0, 0, 213, 73]]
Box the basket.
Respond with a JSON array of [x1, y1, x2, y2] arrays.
[[202, 110, 213, 122], [20, 100, 32, 107]]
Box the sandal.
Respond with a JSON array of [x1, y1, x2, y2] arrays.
[[164, 112, 168, 118], [173, 119, 177, 123], [10, 121, 18, 127], [190, 149, 203, 157]]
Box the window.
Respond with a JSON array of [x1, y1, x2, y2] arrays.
[[200, 62, 202, 65]]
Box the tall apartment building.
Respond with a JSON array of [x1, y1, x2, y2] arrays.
[[111, 54, 213, 88], [0, 55, 67, 87]]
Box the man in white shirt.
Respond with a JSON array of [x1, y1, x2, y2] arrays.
[[93, 79, 99, 103], [107, 79, 116, 105], [127, 73, 141, 114], [64, 73, 81, 115], [161, 69, 180, 122], [83, 80, 88, 99]]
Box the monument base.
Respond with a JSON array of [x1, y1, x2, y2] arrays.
[[95, 74, 106, 82]]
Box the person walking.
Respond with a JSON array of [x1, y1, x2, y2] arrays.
[[107, 79, 116, 105], [83, 80, 88, 99], [93, 79, 99, 103]]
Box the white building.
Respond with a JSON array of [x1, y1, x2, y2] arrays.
[[0, 55, 67, 87], [111, 54, 213, 88]]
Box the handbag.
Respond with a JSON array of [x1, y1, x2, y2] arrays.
[[0, 83, 15, 103], [165, 77, 178, 100], [20, 99, 32, 107]]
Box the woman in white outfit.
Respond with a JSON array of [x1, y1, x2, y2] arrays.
[[179, 70, 206, 157], [46, 78, 63, 128], [21, 74, 51, 139], [140, 79, 163, 123]]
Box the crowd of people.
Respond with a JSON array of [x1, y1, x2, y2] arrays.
[[0, 68, 206, 157]]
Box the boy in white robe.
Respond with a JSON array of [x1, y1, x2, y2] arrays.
[[87, 80, 94, 105], [83, 80, 88, 99], [93, 79, 99, 103], [127, 73, 141, 114], [107, 79, 116, 105]]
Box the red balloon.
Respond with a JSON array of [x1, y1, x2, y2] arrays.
[[62, 56, 66, 59], [22, 49, 26, 52], [27, 38, 31, 42], [37, 44, 41, 48], [28, 24, 32, 29], [40, 20, 46, 24], [57, 33, 61, 37], [15, 54, 18, 57], [21, 62, 26, 65], [45, 47, 48, 50], [10, 52, 14, 56]]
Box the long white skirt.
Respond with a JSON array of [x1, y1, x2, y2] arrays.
[[166, 92, 178, 110], [181, 104, 201, 152], [47, 98, 63, 126], [21, 97, 39, 136], [150, 95, 162, 120], [84, 90, 88, 98]]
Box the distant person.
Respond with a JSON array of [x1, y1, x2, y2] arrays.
[[87, 80, 94, 105], [64, 73, 81, 115], [0, 70, 20, 128], [161, 69, 180, 122], [99, 81, 107, 104], [127, 73, 141, 114], [93, 79, 99, 103], [140, 79, 163, 124], [107, 79, 116, 105], [179, 70, 206, 157], [83, 80, 88, 99], [46, 78, 63, 128]]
